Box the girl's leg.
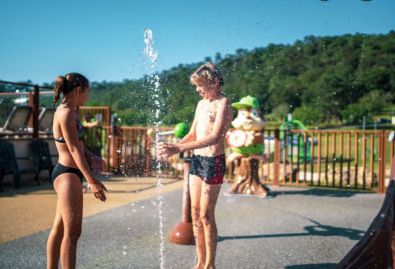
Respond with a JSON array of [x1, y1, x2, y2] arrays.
[[200, 182, 222, 269], [54, 174, 83, 269], [47, 194, 64, 269], [189, 175, 206, 269]]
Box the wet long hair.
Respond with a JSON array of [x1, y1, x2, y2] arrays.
[[53, 73, 89, 105]]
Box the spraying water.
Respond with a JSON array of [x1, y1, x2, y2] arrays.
[[143, 28, 165, 269], [144, 29, 158, 64]]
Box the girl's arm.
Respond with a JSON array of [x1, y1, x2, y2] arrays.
[[179, 98, 232, 152], [59, 110, 96, 184]]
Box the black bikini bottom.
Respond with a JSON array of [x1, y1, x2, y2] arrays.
[[51, 163, 83, 183]]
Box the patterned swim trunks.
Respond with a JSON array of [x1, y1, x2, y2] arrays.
[[189, 154, 226, 185]]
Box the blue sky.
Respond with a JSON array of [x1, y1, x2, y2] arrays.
[[0, 0, 394, 84]]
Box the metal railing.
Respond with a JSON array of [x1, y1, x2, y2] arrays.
[[227, 129, 395, 192], [104, 126, 394, 192]]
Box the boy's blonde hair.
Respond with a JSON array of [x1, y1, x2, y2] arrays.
[[190, 62, 224, 86]]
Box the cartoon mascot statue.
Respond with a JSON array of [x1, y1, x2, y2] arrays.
[[226, 95, 269, 197]]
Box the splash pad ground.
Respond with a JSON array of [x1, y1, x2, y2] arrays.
[[0, 176, 182, 244], [0, 179, 384, 268]]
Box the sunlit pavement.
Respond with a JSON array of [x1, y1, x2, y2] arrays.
[[0, 176, 182, 244], [0, 182, 384, 269]]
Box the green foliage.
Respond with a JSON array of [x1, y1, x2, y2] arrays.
[[271, 103, 289, 121], [341, 90, 392, 125], [293, 105, 324, 125], [26, 31, 393, 127]]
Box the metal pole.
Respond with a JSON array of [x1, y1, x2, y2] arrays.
[[378, 130, 385, 193], [273, 128, 280, 186], [32, 85, 39, 138]]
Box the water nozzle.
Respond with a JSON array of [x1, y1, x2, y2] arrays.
[[147, 122, 189, 140], [157, 130, 175, 137]]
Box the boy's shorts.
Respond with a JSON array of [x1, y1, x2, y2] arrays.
[[189, 154, 226, 185]]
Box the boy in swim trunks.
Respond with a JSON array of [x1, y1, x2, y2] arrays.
[[158, 63, 232, 269]]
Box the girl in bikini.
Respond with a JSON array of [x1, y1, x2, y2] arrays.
[[47, 73, 107, 269]]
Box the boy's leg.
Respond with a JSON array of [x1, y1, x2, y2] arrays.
[[189, 175, 206, 268], [200, 182, 222, 269]]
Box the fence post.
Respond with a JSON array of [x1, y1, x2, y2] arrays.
[[32, 85, 39, 138], [111, 127, 123, 172], [378, 130, 386, 193], [391, 147, 395, 180], [145, 130, 151, 176], [274, 128, 280, 186]]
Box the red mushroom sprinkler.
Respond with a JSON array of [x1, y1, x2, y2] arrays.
[[167, 123, 195, 245], [148, 123, 195, 245]]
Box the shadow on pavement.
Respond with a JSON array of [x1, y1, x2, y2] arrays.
[[0, 181, 54, 197], [269, 187, 373, 198], [219, 220, 365, 242], [284, 263, 337, 269]]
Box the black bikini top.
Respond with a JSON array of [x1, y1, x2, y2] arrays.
[[54, 115, 84, 143]]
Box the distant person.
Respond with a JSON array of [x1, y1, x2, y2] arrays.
[[82, 112, 99, 128], [158, 63, 232, 269], [47, 73, 107, 269], [81, 112, 102, 157]]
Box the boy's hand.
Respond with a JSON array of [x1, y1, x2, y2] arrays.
[[157, 142, 180, 160]]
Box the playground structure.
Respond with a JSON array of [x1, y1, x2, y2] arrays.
[[146, 124, 195, 245], [280, 114, 311, 162]]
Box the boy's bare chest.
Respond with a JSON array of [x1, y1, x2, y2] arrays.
[[197, 100, 219, 125]]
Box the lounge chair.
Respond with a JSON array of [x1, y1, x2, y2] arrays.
[[38, 107, 56, 134], [0, 105, 32, 135], [30, 139, 58, 182], [0, 139, 39, 191]]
